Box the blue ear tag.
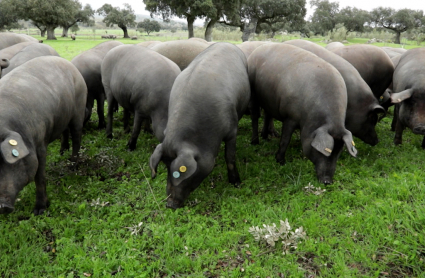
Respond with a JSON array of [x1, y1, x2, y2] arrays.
[[173, 171, 180, 178], [12, 149, 19, 157]]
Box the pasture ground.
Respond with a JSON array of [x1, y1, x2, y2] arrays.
[[1, 34, 425, 277]]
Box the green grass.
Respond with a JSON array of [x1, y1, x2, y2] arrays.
[[1, 34, 425, 277]]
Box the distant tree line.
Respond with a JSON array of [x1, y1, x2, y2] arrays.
[[1, 0, 424, 43], [309, 0, 425, 44]]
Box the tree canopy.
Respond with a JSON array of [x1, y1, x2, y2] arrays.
[[370, 7, 424, 44], [336, 7, 370, 34], [310, 0, 339, 35], [0, 0, 21, 30], [137, 19, 161, 35], [61, 3, 94, 37], [97, 3, 136, 38], [12, 0, 84, 40]]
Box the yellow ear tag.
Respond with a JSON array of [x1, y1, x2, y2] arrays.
[[380, 96, 383, 100], [351, 141, 355, 146], [9, 140, 17, 146], [325, 148, 332, 153], [179, 166, 187, 173]]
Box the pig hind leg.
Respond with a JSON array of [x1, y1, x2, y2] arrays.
[[224, 135, 241, 186], [127, 112, 145, 151], [106, 95, 118, 139], [275, 120, 297, 165], [68, 115, 84, 163]]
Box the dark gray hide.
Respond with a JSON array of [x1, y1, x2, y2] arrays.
[[151, 39, 209, 70], [0, 33, 38, 50], [0, 56, 87, 215], [284, 40, 384, 146], [149, 43, 251, 209], [0, 41, 37, 60], [71, 41, 123, 129], [102, 44, 180, 149], [391, 48, 425, 148], [248, 43, 357, 184], [1, 43, 60, 77], [330, 44, 394, 100]]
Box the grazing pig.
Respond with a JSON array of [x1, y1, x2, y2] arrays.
[[1, 43, 59, 77], [102, 45, 180, 149], [391, 48, 425, 148], [149, 43, 250, 209], [0, 56, 87, 215], [330, 45, 394, 99], [71, 41, 123, 128], [137, 41, 162, 48], [249, 43, 357, 184], [0, 41, 37, 60], [325, 42, 344, 50], [71, 34, 76, 40], [284, 40, 384, 146], [0, 33, 38, 50], [237, 41, 269, 59], [151, 39, 209, 70]]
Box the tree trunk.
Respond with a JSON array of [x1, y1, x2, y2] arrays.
[[242, 18, 258, 42], [205, 18, 217, 42], [187, 16, 195, 38], [62, 27, 69, 37], [394, 31, 401, 44], [121, 25, 129, 38], [46, 25, 57, 40], [40, 29, 46, 37]]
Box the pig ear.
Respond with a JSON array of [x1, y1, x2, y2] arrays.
[[149, 144, 163, 179], [342, 131, 357, 157], [311, 129, 334, 157], [170, 152, 197, 187], [0, 132, 30, 164], [373, 105, 386, 121], [391, 89, 413, 103]]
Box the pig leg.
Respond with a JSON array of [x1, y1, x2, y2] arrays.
[[123, 109, 131, 134], [97, 91, 106, 129], [84, 94, 94, 126], [34, 151, 49, 216], [422, 136, 425, 149], [391, 104, 399, 131], [224, 136, 241, 185], [275, 120, 297, 165], [127, 112, 143, 151], [261, 113, 279, 140], [250, 98, 261, 145], [60, 128, 70, 155], [106, 96, 118, 139], [394, 116, 405, 145], [69, 117, 83, 163], [143, 118, 153, 133]]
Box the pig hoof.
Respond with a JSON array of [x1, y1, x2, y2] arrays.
[[0, 204, 14, 214], [229, 176, 241, 186], [394, 139, 402, 145], [251, 138, 259, 145], [127, 142, 136, 151], [106, 134, 113, 139], [97, 123, 106, 130], [275, 156, 286, 165]]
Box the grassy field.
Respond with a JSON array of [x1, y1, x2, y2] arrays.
[[1, 34, 425, 277]]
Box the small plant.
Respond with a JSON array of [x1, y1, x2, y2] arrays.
[[303, 183, 326, 195], [249, 219, 306, 255], [125, 222, 144, 236]]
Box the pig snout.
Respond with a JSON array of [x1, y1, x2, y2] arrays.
[[0, 197, 14, 214], [166, 198, 184, 209], [412, 125, 425, 135]]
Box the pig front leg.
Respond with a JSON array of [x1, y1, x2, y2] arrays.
[[250, 99, 261, 145], [275, 120, 297, 165], [394, 115, 405, 146], [34, 149, 49, 215], [422, 136, 425, 149], [60, 128, 70, 155], [391, 104, 399, 132], [261, 112, 279, 140], [224, 136, 241, 186]]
